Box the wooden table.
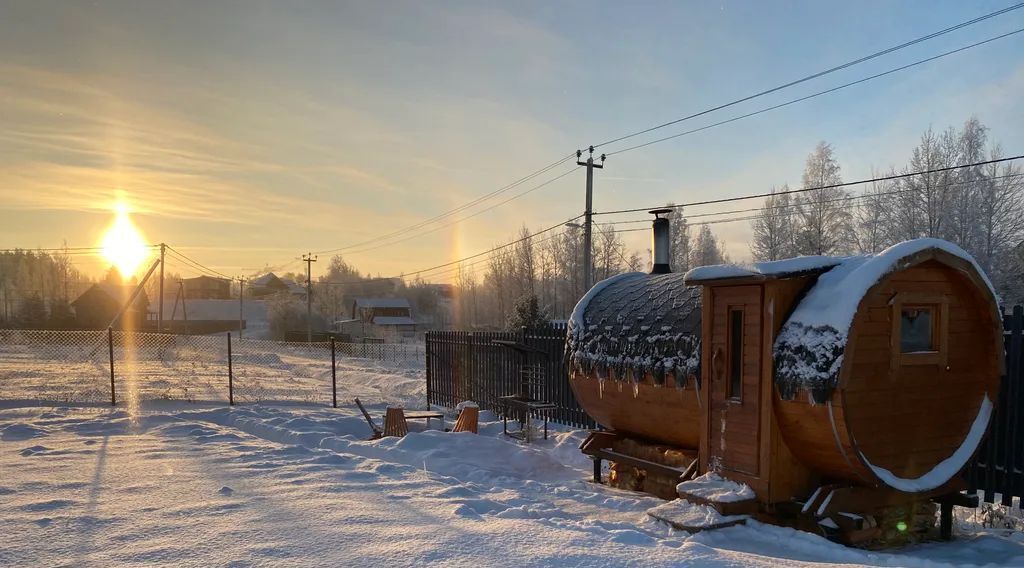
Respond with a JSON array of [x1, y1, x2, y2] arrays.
[[498, 395, 557, 443]]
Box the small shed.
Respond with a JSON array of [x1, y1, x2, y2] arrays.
[[182, 275, 231, 300], [71, 283, 150, 329]]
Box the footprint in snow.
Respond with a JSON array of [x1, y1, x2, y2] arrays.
[[218, 486, 234, 496], [19, 445, 51, 457], [34, 518, 52, 527]]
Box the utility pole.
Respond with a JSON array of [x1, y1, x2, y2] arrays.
[[158, 243, 166, 333], [302, 253, 317, 343], [237, 277, 245, 338], [576, 146, 605, 291]]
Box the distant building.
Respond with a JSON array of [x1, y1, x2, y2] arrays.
[[71, 283, 150, 329], [334, 297, 416, 340], [161, 297, 269, 337], [249, 273, 291, 298], [182, 275, 231, 300]]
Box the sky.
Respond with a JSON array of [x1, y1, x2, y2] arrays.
[[1, 0, 1023, 282]]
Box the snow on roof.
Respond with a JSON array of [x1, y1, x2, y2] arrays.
[[249, 273, 281, 287], [774, 238, 996, 403], [370, 316, 416, 326], [354, 298, 411, 309], [567, 271, 702, 387], [684, 255, 847, 283]]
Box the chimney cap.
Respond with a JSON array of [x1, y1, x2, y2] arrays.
[[648, 208, 673, 218]]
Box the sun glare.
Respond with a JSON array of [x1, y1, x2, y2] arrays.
[[101, 203, 149, 279]]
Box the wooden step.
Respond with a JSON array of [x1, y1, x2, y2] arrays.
[[646, 499, 750, 533]]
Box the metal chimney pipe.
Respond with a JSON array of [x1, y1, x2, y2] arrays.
[[649, 208, 672, 274]]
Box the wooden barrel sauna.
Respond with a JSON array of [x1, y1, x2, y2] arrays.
[[567, 271, 703, 448], [771, 242, 1002, 493]]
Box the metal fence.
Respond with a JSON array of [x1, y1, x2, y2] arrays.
[[425, 325, 595, 428], [0, 329, 424, 406], [967, 306, 1024, 506]]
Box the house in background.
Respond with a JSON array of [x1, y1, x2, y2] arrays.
[[71, 283, 150, 329], [182, 275, 231, 300], [161, 297, 270, 337], [249, 273, 291, 298], [249, 272, 307, 300], [334, 297, 417, 340]]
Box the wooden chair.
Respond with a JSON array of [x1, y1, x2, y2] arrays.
[[354, 398, 383, 439], [452, 405, 479, 434], [382, 407, 409, 438]]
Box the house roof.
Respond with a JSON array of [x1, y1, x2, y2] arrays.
[[567, 271, 702, 386], [684, 255, 847, 284], [183, 275, 230, 285], [250, 273, 283, 287], [73, 282, 149, 307], [353, 298, 411, 310], [773, 238, 996, 403]]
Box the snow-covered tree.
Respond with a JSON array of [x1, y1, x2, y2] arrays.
[[667, 205, 692, 273], [690, 224, 728, 267], [793, 141, 852, 255], [750, 187, 796, 261]]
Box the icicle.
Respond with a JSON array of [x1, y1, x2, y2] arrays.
[[632, 381, 639, 398], [598, 377, 605, 399]]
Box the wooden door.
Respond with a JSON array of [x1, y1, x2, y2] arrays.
[[708, 285, 762, 476]]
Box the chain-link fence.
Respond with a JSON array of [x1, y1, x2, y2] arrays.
[[0, 329, 424, 406]]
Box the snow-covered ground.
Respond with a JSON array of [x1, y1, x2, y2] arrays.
[[1, 360, 1023, 566]]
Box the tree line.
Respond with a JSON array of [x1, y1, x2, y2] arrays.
[[750, 117, 1023, 304]]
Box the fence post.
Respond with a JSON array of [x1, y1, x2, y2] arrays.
[[425, 332, 432, 410], [108, 327, 116, 406], [331, 336, 337, 408], [227, 332, 234, 406]]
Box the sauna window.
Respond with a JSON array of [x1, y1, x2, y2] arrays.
[[728, 308, 743, 400], [900, 306, 934, 352], [892, 293, 949, 368]]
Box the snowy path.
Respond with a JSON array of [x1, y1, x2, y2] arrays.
[[1, 404, 1023, 567]]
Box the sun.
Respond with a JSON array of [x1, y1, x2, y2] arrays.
[[101, 202, 150, 279]]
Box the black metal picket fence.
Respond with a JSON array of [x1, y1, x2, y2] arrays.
[[967, 306, 1024, 506], [425, 324, 595, 429]]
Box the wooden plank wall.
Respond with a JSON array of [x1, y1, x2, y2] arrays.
[[967, 305, 1024, 505], [425, 324, 596, 429]]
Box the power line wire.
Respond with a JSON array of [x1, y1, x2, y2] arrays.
[[316, 214, 583, 287], [165, 246, 232, 280], [605, 172, 1024, 225], [594, 155, 1024, 217], [590, 3, 1024, 150], [312, 153, 577, 255], [337, 166, 580, 257], [604, 27, 1024, 156]]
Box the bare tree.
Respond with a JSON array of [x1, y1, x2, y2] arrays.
[[854, 172, 895, 253], [750, 187, 796, 261], [793, 142, 852, 255], [691, 224, 727, 267], [667, 205, 692, 273]]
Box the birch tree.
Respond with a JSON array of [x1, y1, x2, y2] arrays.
[[750, 187, 796, 261], [794, 142, 852, 255]]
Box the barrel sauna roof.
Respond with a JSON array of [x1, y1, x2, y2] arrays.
[[567, 271, 702, 386], [771, 238, 997, 404]]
